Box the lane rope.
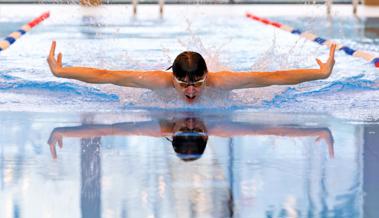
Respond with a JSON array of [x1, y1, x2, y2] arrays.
[[0, 11, 50, 52], [245, 12, 379, 68]]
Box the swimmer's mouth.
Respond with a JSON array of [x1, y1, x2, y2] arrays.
[[185, 95, 196, 100]]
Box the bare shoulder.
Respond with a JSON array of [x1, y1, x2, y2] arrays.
[[206, 71, 231, 88], [111, 70, 173, 90], [206, 71, 248, 90], [147, 70, 174, 89], [206, 71, 267, 90]]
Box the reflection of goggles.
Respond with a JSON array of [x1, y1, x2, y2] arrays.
[[165, 127, 207, 143], [173, 131, 208, 137], [174, 77, 206, 88], [165, 132, 207, 142]]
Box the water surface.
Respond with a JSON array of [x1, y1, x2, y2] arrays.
[[0, 111, 378, 218]]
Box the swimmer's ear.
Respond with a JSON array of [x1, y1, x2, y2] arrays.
[[166, 65, 172, 71]]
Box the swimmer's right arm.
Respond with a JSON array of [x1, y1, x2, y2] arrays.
[[48, 122, 164, 159], [47, 41, 172, 89]]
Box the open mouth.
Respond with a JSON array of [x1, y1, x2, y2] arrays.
[[185, 95, 196, 100]]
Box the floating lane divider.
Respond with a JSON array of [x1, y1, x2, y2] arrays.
[[245, 12, 379, 68], [0, 11, 50, 52]]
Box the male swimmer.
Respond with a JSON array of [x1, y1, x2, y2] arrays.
[[47, 41, 336, 103], [48, 116, 334, 161]]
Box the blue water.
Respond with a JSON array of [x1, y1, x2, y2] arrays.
[[1, 5, 379, 218], [0, 5, 378, 120], [0, 111, 378, 218]]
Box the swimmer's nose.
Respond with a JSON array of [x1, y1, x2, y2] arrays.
[[185, 86, 196, 94], [186, 118, 195, 128]]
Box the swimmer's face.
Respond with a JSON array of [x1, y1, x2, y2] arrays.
[[172, 117, 207, 134], [171, 117, 208, 161], [173, 76, 207, 103]]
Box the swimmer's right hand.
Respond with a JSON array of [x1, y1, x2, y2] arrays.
[[47, 41, 63, 77]]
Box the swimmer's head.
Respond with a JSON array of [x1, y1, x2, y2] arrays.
[[172, 51, 208, 81], [170, 51, 208, 103], [171, 117, 208, 161]]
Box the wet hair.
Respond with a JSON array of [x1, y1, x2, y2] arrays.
[[169, 51, 208, 82], [172, 131, 208, 162]]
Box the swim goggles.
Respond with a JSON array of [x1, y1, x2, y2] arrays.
[[174, 76, 206, 88], [173, 130, 208, 137], [165, 129, 207, 142]]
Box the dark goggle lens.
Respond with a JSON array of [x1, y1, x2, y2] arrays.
[[178, 80, 204, 88]]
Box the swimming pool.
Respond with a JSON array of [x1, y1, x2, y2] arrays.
[[0, 4, 378, 119], [0, 4, 379, 218], [1, 110, 378, 218]]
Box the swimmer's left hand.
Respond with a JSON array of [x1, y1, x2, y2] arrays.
[[315, 128, 334, 158], [47, 128, 63, 160], [316, 43, 336, 79]]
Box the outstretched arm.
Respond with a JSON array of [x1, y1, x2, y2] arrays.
[[48, 121, 163, 143], [47, 41, 172, 90], [207, 122, 334, 158], [47, 121, 165, 159], [207, 44, 336, 90]]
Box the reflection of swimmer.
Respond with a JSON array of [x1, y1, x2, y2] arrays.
[[47, 41, 336, 103], [164, 117, 208, 161], [47, 117, 334, 160], [48, 117, 209, 161]]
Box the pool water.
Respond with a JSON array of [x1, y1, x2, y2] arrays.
[[0, 5, 378, 119], [0, 4, 379, 218], [0, 111, 378, 218]]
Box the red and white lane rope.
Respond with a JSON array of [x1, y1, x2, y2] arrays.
[[246, 12, 379, 68], [0, 11, 50, 52]]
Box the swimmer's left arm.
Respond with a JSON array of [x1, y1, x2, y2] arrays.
[[207, 44, 336, 90], [208, 124, 334, 157]]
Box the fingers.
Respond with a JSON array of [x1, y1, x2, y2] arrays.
[[47, 135, 53, 145], [49, 40, 56, 58], [328, 139, 335, 159], [324, 129, 335, 159], [316, 43, 336, 68], [58, 137, 63, 149], [49, 143, 57, 160], [57, 53, 62, 66], [329, 43, 336, 60], [316, 58, 323, 67]]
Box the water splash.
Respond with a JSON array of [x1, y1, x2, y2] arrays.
[[1, 4, 379, 120], [177, 18, 232, 72], [0, 78, 119, 102]]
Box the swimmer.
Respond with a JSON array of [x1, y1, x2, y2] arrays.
[[48, 116, 334, 161], [47, 41, 336, 103]]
